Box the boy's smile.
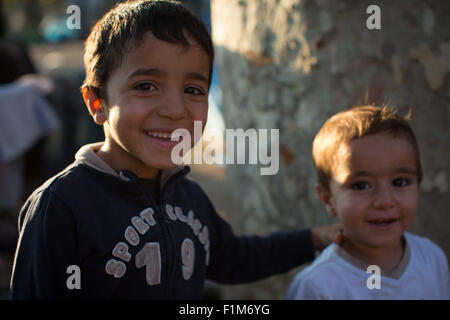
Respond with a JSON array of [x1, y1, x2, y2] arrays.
[[94, 31, 210, 178], [322, 133, 419, 267]]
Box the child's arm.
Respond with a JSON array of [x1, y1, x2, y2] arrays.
[[9, 189, 80, 299], [202, 195, 316, 284], [207, 225, 315, 283]]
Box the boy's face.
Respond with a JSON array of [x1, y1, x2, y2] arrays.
[[95, 31, 210, 178], [319, 133, 419, 251]]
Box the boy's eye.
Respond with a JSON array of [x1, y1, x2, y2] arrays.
[[134, 82, 156, 91], [393, 178, 409, 187], [351, 181, 370, 190], [185, 86, 204, 95]]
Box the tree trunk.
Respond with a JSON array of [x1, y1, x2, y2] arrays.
[[211, 0, 450, 299]]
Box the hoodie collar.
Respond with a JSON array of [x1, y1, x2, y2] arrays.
[[74, 142, 188, 189]]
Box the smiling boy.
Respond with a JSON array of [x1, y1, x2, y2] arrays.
[[9, 0, 338, 299], [86, 30, 209, 178], [287, 105, 450, 300]]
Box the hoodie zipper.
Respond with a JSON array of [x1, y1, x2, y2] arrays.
[[136, 168, 188, 299], [134, 181, 172, 299], [158, 167, 190, 299], [158, 203, 178, 299]]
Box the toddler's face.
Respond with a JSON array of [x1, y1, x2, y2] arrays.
[[326, 133, 419, 251], [102, 31, 209, 177]]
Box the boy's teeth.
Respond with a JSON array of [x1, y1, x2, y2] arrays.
[[147, 131, 171, 139]]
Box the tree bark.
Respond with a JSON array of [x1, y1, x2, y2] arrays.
[[211, 0, 450, 299]]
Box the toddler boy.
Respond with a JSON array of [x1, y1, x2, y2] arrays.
[[287, 105, 450, 299]]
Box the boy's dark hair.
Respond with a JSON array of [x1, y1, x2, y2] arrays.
[[312, 105, 423, 190], [83, 0, 214, 100]]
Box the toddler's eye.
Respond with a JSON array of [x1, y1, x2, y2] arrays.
[[352, 181, 370, 190], [185, 86, 204, 95], [393, 178, 409, 187], [134, 82, 156, 91]]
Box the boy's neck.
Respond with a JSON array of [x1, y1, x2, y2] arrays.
[[340, 236, 405, 271], [97, 141, 161, 179]]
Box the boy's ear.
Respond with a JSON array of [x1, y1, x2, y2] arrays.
[[315, 184, 337, 217], [82, 86, 106, 125]]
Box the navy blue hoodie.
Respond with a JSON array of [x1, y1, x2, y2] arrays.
[[10, 143, 314, 299]]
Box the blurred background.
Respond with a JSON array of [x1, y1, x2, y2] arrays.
[[0, 0, 449, 300]]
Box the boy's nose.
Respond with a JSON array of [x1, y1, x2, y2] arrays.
[[157, 92, 187, 119], [372, 185, 395, 210]]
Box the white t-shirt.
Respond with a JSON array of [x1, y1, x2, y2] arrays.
[[286, 232, 450, 300]]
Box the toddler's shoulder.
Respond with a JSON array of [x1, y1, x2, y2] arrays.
[[405, 232, 449, 267], [287, 244, 347, 299]]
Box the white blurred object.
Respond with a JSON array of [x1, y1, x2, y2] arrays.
[[17, 74, 55, 95], [0, 82, 60, 210], [205, 95, 225, 133], [420, 171, 448, 194]]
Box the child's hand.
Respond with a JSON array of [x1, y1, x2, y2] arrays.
[[310, 222, 343, 251]]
